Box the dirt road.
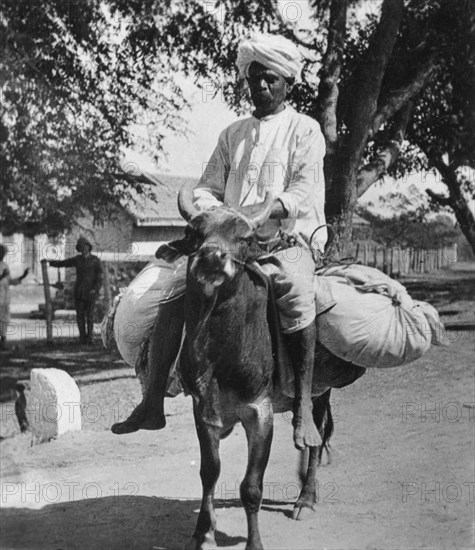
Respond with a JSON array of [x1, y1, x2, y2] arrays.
[[1, 266, 474, 549], [1, 337, 474, 550]]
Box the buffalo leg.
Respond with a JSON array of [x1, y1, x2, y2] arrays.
[[292, 390, 333, 520], [240, 398, 274, 550], [187, 404, 221, 550], [292, 447, 319, 520], [315, 389, 334, 466]]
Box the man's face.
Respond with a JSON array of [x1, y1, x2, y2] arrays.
[[247, 62, 290, 116], [79, 244, 91, 256]]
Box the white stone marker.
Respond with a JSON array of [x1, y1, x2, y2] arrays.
[[28, 368, 81, 443]]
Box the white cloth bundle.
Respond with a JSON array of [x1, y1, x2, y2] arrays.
[[112, 258, 187, 367], [315, 264, 445, 368]]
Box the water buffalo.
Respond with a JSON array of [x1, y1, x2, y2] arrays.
[[156, 181, 365, 550]]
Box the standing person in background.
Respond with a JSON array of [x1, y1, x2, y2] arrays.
[[0, 244, 29, 351], [49, 237, 103, 345]]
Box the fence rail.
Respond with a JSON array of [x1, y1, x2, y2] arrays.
[[348, 243, 459, 277]]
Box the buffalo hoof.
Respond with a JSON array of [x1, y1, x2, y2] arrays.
[[184, 534, 217, 550], [292, 501, 317, 521], [245, 540, 264, 550], [318, 446, 333, 467]]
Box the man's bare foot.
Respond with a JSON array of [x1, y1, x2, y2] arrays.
[[111, 403, 166, 434], [292, 411, 321, 450]]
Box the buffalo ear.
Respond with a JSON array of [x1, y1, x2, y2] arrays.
[[155, 241, 187, 262]]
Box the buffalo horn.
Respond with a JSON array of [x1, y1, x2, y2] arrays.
[[244, 191, 274, 228], [178, 179, 200, 222]]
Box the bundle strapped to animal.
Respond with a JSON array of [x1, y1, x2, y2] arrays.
[[313, 263, 446, 368], [102, 252, 445, 380]]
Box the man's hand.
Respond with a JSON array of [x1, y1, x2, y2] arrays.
[[239, 203, 267, 218], [239, 199, 287, 220], [20, 268, 30, 280]]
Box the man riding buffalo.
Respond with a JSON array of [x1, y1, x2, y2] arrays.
[[112, 33, 327, 451]]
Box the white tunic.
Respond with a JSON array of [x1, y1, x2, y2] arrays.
[[193, 105, 327, 251]]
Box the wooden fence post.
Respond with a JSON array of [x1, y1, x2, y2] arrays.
[[103, 262, 112, 313], [41, 259, 54, 345]]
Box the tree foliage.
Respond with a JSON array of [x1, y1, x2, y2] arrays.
[[356, 206, 462, 249], [2, 0, 474, 253], [112, 0, 474, 253], [0, 0, 186, 236]]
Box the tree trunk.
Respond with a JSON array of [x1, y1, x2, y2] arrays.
[[426, 159, 475, 254], [324, 0, 404, 255]]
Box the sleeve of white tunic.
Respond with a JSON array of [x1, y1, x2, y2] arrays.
[[192, 130, 229, 211], [277, 119, 326, 219]]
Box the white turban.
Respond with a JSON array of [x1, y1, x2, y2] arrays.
[[237, 33, 303, 82]]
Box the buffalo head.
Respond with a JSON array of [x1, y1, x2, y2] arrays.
[[156, 180, 273, 294]]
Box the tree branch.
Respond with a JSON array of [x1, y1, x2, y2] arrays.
[[369, 54, 436, 137], [288, 31, 320, 51], [426, 188, 451, 207], [466, 0, 475, 149], [315, 0, 348, 149], [270, 0, 320, 50], [344, 0, 404, 166], [425, 152, 475, 253], [428, 155, 458, 187], [356, 101, 412, 197]]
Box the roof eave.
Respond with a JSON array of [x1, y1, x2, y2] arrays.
[[135, 219, 187, 227]]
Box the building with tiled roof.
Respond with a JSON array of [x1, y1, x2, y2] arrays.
[[3, 172, 375, 279], [124, 172, 193, 228], [67, 173, 196, 259], [67, 171, 374, 259]]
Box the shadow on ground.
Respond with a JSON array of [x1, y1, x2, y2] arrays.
[[402, 270, 475, 306], [0, 495, 248, 550], [0, 337, 128, 403]]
